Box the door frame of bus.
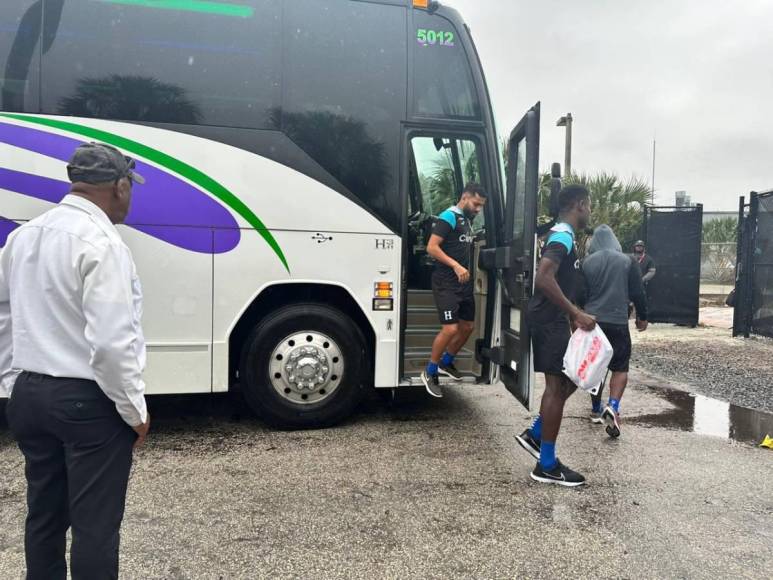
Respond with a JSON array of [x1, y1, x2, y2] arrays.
[[479, 102, 540, 409], [399, 124, 495, 382]]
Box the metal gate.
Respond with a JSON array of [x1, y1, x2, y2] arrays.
[[643, 205, 703, 326], [733, 191, 773, 338]]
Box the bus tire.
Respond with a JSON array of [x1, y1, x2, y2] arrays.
[[239, 303, 369, 429]]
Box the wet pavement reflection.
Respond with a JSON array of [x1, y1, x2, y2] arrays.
[[629, 386, 773, 445]]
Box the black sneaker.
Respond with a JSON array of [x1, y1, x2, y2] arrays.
[[420, 369, 443, 398], [602, 406, 621, 438], [515, 429, 541, 461], [438, 362, 463, 381], [530, 460, 586, 487]]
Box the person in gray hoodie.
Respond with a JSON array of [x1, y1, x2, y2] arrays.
[[577, 225, 648, 438]]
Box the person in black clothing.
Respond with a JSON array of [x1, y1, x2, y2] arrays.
[[632, 240, 656, 284], [420, 183, 487, 398], [515, 185, 595, 487]]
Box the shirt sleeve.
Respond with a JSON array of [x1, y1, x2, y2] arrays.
[[432, 210, 455, 239], [0, 246, 16, 398], [540, 239, 570, 265], [81, 241, 147, 426]]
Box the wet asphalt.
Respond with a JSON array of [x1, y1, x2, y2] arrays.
[[0, 367, 771, 579]]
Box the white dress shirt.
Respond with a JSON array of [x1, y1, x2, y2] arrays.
[[0, 194, 147, 426]]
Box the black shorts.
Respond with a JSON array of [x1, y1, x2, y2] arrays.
[[529, 318, 571, 375], [432, 274, 475, 325], [599, 322, 631, 373]]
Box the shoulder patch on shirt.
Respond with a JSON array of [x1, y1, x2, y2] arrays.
[[438, 209, 457, 230], [546, 231, 573, 253]]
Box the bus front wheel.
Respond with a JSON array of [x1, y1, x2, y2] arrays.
[[239, 303, 369, 429]]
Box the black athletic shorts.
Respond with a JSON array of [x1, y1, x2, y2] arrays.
[[432, 274, 475, 324], [529, 318, 571, 375], [599, 322, 631, 373]]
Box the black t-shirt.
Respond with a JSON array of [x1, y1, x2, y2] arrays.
[[432, 206, 475, 284], [635, 253, 656, 278], [527, 224, 579, 324]]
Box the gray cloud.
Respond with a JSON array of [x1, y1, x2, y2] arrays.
[[451, 0, 773, 209]]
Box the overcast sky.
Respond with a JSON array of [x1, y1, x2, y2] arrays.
[[450, 0, 773, 210]]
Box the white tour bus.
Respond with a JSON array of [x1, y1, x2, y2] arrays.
[[0, 0, 541, 428]]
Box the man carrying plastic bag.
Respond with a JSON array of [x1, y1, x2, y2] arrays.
[[515, 185, 595, 487], [577, 225, 648, 437]]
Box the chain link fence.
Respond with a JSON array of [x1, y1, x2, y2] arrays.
[[734, 191, 773, 338]]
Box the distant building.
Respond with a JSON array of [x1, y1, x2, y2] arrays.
[[675, 190, 693, 208]]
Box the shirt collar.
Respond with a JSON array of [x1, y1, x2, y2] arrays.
[[449, 205, 464, 215], [60, 194, 116, 229], [552, 222, 575, 236]]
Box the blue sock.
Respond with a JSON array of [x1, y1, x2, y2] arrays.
[[427, 362, 439, 376], [609, 398, 621, 413], [591, 398, 602, 413], [441, 352, 455, 366], [540, 440, 557, 470], [529, 415, 542, 441]]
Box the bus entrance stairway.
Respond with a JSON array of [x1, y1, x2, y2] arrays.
[[402, 289, 480, 383]]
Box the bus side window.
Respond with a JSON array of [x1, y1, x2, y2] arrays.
[[40, 0, 281, 129], [0, 1, 41, 113], [410, 136, 483, 230]]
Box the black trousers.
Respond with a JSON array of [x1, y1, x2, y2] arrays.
[[5, 372, 136, 580]]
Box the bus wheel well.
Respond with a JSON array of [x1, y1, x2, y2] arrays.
[[228, 283, 376, 389]]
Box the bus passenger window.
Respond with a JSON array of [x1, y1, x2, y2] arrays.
[[40, 0, 280, 129]]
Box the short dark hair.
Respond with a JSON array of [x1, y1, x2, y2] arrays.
[[462, 182, 486, 198], [558, 184, 590, 213]]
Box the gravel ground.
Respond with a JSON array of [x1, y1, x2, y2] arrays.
[[1, 378, 771, 579], [631, 322, 773, 413]]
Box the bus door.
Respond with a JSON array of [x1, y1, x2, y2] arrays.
[[481, 103, 540, 409]]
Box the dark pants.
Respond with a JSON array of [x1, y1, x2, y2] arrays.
[[5, 372, 136, 580]]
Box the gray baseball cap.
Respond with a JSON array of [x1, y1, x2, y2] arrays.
[[66, 142, 145, 185]]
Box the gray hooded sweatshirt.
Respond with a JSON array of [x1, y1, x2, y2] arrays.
[[578, 225, 648, 325]]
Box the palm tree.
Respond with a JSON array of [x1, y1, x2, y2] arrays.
[[703, 217, 737, 243], [59, 75, 202, 124], [544, 173, 650, 252]]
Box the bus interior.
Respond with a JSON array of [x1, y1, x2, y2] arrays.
[[403, 134, 490, 383]]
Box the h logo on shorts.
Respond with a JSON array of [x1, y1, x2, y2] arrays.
[[444, 310, 453, 321]]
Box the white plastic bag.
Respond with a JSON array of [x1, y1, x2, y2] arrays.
[[562, 325, 613, 392]]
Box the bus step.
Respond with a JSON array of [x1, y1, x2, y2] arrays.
[[406, 305, 441, 326], [406, 289, 436, 308], [398, 375, 478, 387], [403, 347, 477, 373]]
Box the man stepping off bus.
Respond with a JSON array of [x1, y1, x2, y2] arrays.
[[421, 183, 487, 398], [515, 185, 595, 486]]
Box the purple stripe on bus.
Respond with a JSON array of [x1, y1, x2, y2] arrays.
[[0, 217, 19, 247], [0, 121, 240, 253]]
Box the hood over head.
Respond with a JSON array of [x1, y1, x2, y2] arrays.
[[588, 224, 622, 254]]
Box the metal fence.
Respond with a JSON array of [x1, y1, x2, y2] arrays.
[[644, 205, 703, 326], [733, 191, 773, 338]]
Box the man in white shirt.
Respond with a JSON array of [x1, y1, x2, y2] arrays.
[[0, 142, 150, 580]]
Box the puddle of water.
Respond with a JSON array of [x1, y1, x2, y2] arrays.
[[628, 386, 773, 445]]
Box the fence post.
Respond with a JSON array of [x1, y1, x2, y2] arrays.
[[733, 196, 745, 337], [744, 193, 760, 337]]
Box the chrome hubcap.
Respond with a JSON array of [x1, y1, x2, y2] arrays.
[[269, 331, 344, 405]]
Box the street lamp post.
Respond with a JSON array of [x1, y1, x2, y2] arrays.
[[556, 113, 573, 177]]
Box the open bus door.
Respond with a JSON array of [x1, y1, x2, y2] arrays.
[[481, 103, 540, 409]]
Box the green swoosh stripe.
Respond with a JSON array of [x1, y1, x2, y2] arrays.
[[0, 113, 289, 272]]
